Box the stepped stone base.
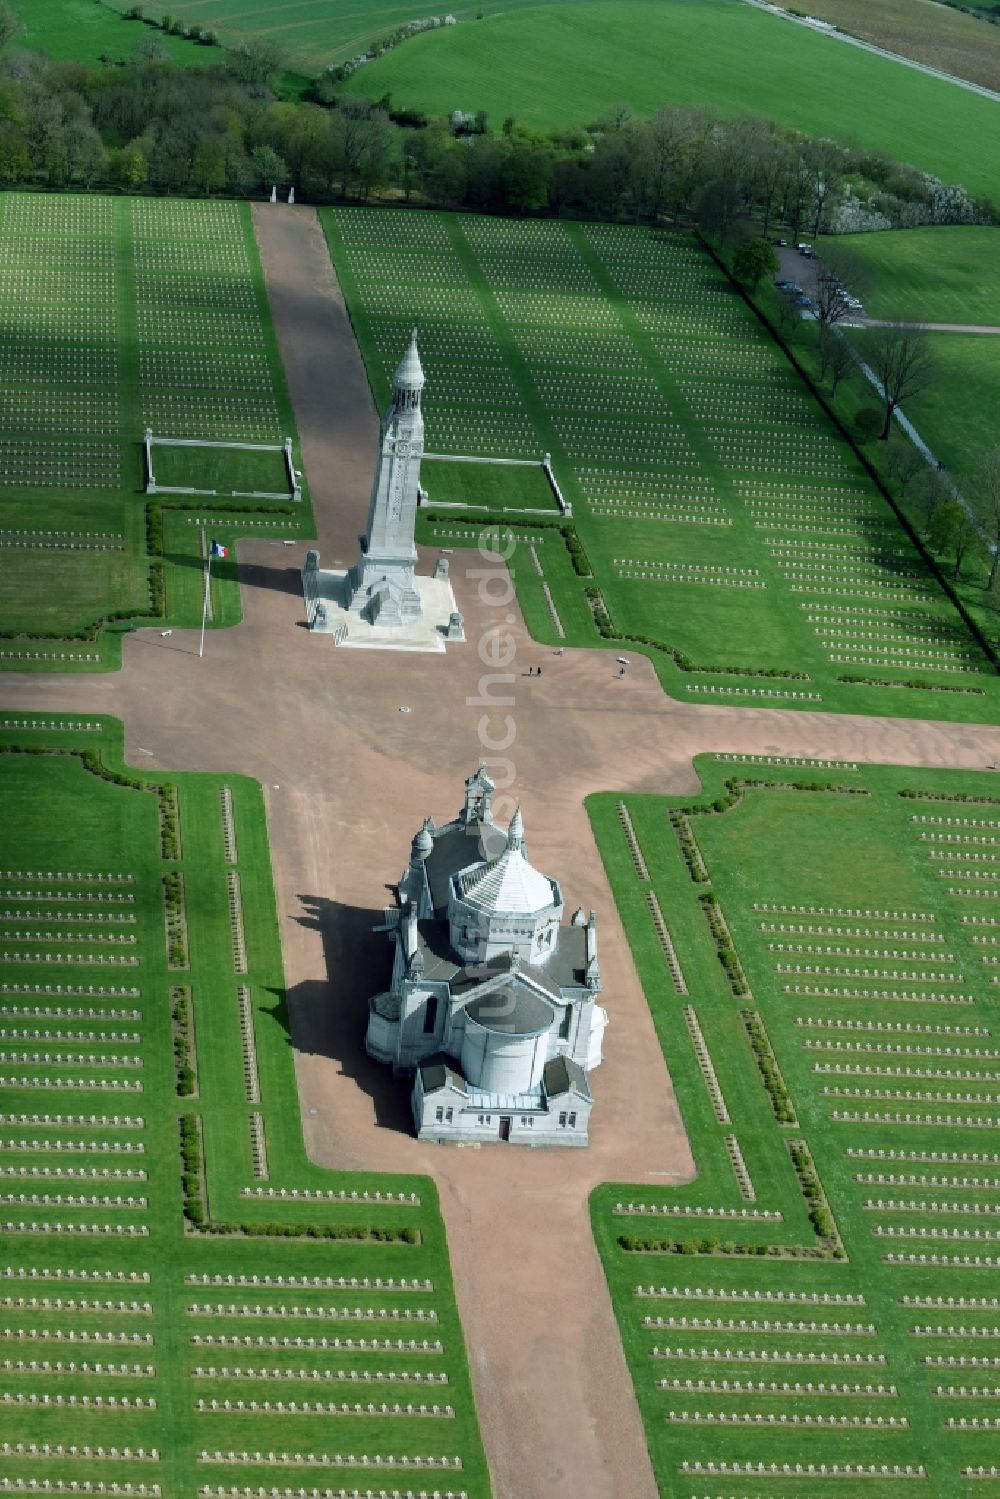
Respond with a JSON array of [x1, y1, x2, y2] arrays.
[[303, 565, 464, 653]]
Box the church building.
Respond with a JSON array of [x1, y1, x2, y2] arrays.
[[365, 768, 608, 1146]]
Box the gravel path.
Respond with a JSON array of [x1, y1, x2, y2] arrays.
[[4, 204, 1000, 1499]]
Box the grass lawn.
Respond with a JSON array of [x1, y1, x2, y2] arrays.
[[590, 754, 1000, 1496], [339, 0, 1000, 200], [0, 717, 490, 1496], [328, 204, 1000, 723], [0, 194, 311, 664], [421, 456, 559, 511], [150, 443, 293, 498], [825, 227, 1000, 327], [783, 0, 1000, 91], [847, 324, 1000, 487], [7, 0, 214, 64]]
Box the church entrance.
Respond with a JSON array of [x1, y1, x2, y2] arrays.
[[498, 1116, 511, 1142]]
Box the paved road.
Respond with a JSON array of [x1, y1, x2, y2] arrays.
[[5, 205, 1000, 1499]]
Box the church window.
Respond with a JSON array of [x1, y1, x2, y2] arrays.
[[558, 1112, 567, 1127], [423, 995, 438, 1034], [568, 1111, 577, 1128], [445, 1107, 454, 1123], [559, 1007, 572, 1040], [435, 1107, 444, 1123], [477, 1114, 485, 1126]]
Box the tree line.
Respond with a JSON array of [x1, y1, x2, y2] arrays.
[[0, 24, 990, 231]]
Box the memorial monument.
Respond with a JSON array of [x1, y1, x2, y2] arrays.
[[365, 767, 609, 1146], [301, 331, 464, 650]]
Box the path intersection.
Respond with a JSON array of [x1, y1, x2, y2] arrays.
[[5, 205, 1000, 1497]]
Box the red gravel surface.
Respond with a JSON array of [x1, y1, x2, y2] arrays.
[[5, 205, 1000, 1499]]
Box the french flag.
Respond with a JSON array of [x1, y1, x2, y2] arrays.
[[210, 539, 228, 559]]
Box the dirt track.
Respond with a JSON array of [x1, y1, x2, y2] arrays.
[[4, 203, 1000, 1499]]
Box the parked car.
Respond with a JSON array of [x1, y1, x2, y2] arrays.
[[794, 295, 813, 306], [775, 279, 798, 290], [773, 237, 789, 246]]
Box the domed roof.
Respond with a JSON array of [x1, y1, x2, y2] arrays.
[[411, 821, 434, 862], [393, 328, 424, 391], [456, 846, 555, 918]]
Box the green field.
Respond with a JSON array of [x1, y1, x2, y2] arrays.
[[106, 0, 614, 68], [817, 227, 1000, 487], [0, 194, 311, 667], [8, 0, 214, 64], [0, 716, 490, 1497], [590, 754, 1000, 1496], [828, 228, 1000, 327], [326, 205, 1000, 723], [340, 0, 1000, 200]]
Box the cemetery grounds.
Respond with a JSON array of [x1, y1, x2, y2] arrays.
[[0, 196, 490, 1494], [327, 202, 1000, 1490], [0, 193, 312, 670], [590, 755, 1000, 1496], [0, 713, 490, 1495], [325, 205, 1000, 725]]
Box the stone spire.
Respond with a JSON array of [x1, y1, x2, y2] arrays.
[[506, 805, 525, 853], [343, 332, 425, 626], [393, 328, 424, 406]]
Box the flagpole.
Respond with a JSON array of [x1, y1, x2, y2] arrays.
[[198, 550, 213, 659]]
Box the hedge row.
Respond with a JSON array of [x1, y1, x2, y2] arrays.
[[839, 673, 985, 696], [742, 1009, 797, 1125], [698, 891, 751, 998]]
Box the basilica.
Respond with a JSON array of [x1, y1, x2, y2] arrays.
[[365, 768, 608, 1146]]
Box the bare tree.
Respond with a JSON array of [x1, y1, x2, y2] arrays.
[[800, 137, 844, 237], [972, 449, 1000, 591], [913, 466, 952, 528], [885, 439, 927, 502], [813, 273, 855, 331], [866, 324, 934, 440], [817, 327, 854, 396]]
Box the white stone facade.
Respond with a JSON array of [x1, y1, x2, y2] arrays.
[[365, 769, 608, 1146]]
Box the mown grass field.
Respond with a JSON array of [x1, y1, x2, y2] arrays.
[[828, 227, 1000, 326], [780, 0, 1000, 92], [326, 204, 1000, 723], [0, 715, 490, 1497], [339, 0, 1000, 200], [818, 227, 1000, 486], [590, 754, 1000, 1497], [0, 194, 311, 669], [102, 0, 609, 68], [8, 0, 212, 64]]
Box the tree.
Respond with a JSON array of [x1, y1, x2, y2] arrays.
[[885, 438, 927, 501], [732, 238, 778, 290], [913, 466, 951, 528], [800, 136, 844, 237], [250, 142, 287, 191], [113, 139, 149, 192], [0, 2, 20, 53], [928, 499, 980, 581], [226, 38, 286, 88], [866, 324, 935, 440], [812, 272, 854, 331], [817, 327, 854, 397], [971, 449, 1000, 591]]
